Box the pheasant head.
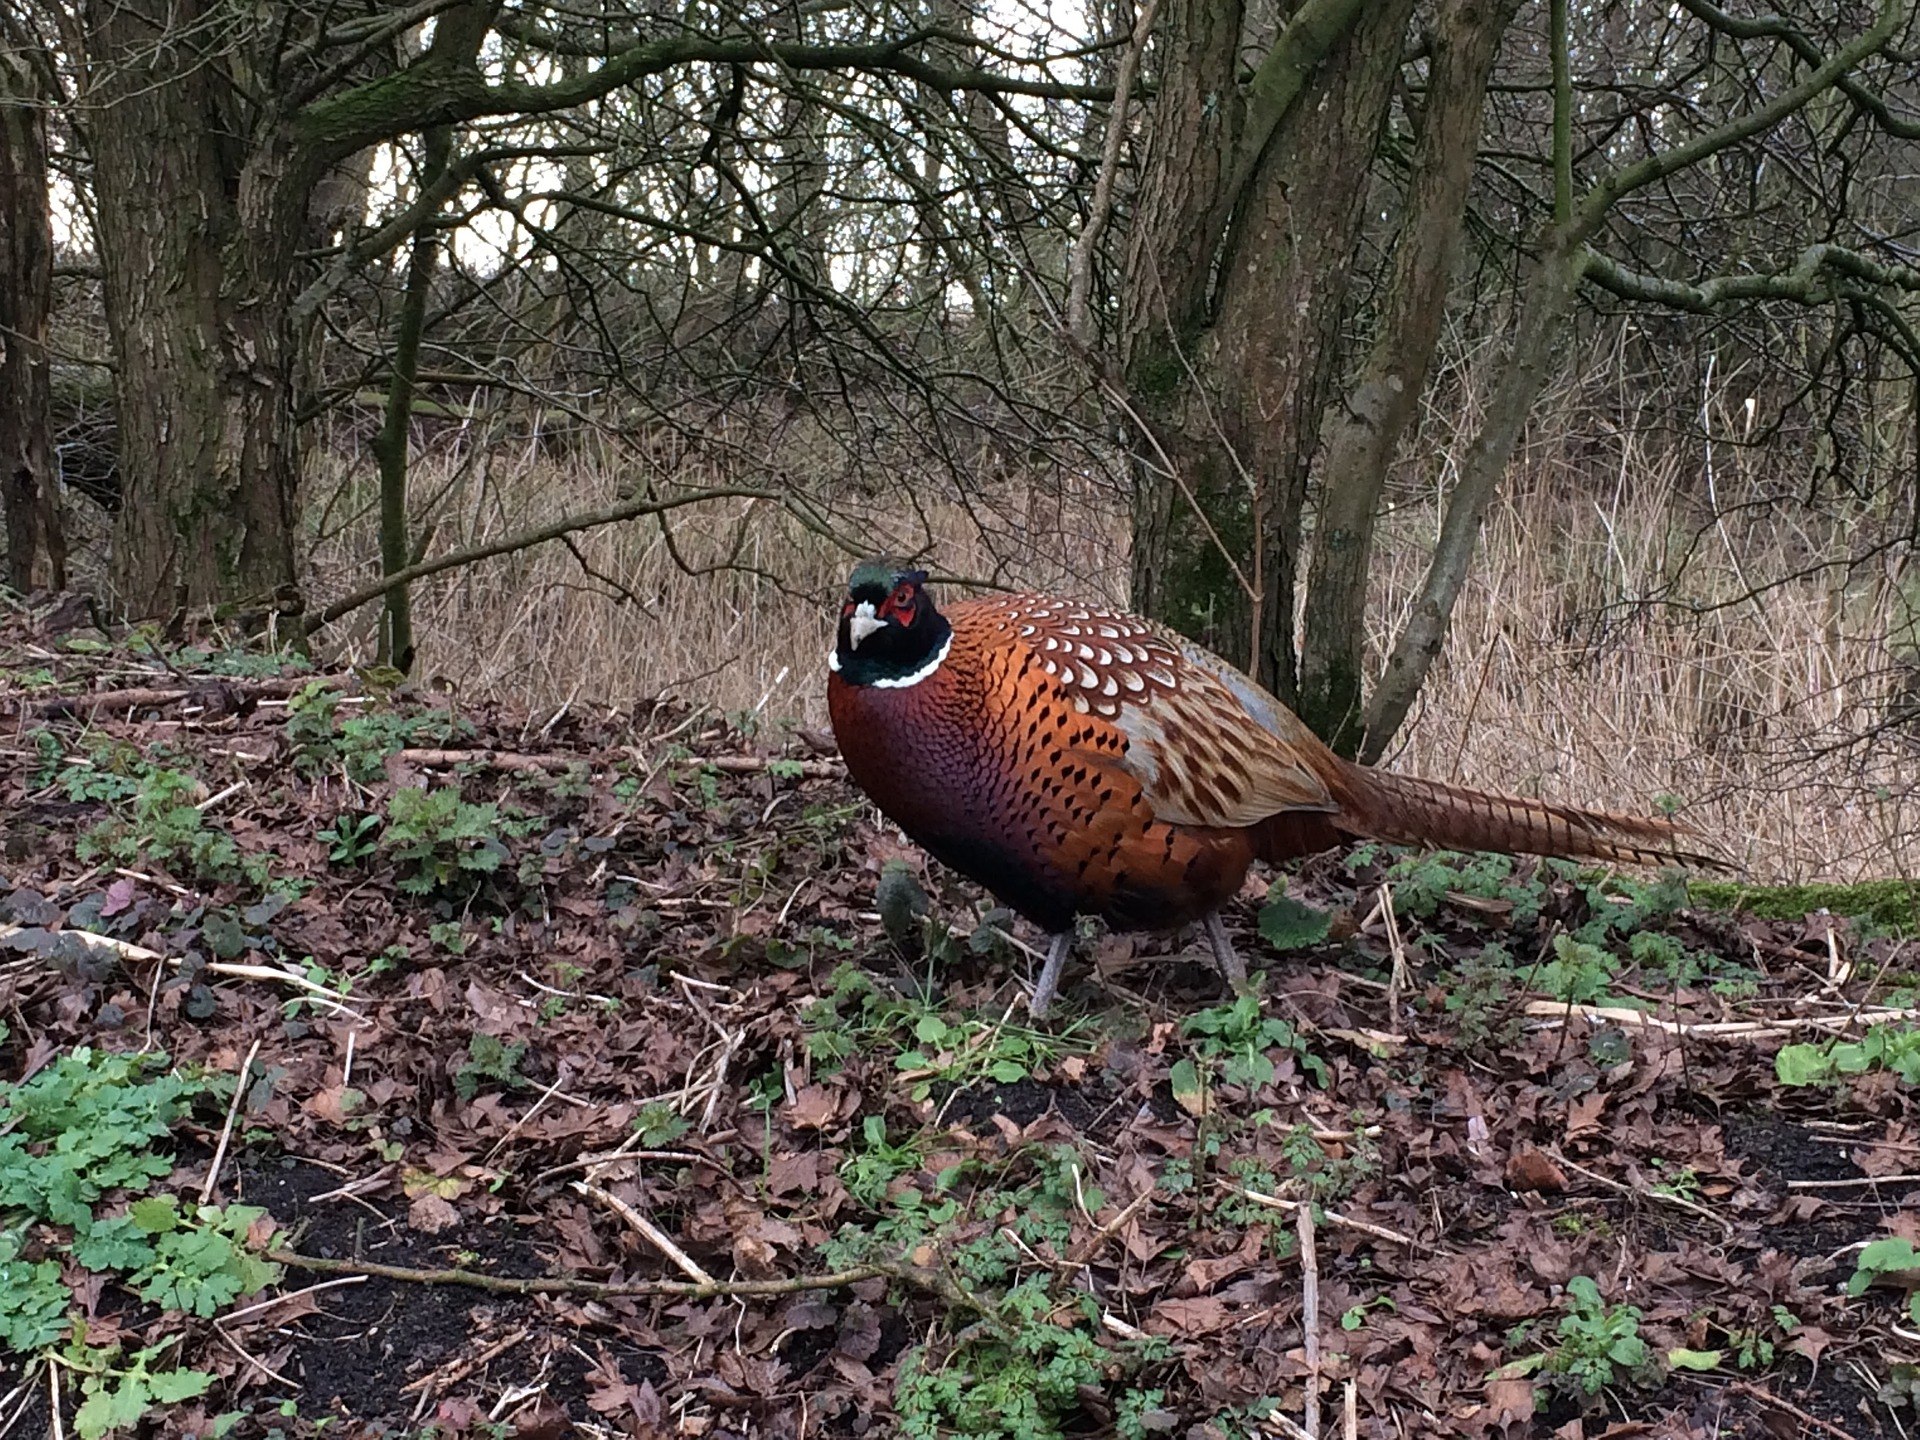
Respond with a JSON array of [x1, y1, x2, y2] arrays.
[[829, 559, 953, 688]]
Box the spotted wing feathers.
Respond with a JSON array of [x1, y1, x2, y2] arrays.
[[967, 595, 1336, 828]]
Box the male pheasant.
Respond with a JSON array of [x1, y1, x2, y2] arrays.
[[826, 559, 1709, 1016]]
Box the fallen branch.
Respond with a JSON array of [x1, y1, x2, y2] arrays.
[[574, 1180, 715, 1285], [31, 676, 311, 718], [392, 748, 844, 780], [1522, 999, 1920, 1039], [303, 485, 788, 635], [266, 1248, 966, 1306], [1219, 1184, 1420, 1248], [0, 924, 365, 1021]]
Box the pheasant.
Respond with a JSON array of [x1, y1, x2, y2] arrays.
[[826, 559, 1710, 1017]]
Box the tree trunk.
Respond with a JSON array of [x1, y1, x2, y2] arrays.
[[0, 54, 62, 593], [1294, 0, 1519, 751], [370, 128, 451, 676], [1359, 232, 1586, 759], [1123, 0, 1415, 699], [83, 0, 304, 617]]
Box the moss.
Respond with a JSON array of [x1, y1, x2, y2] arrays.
[[1689, 878, 1920, 935]]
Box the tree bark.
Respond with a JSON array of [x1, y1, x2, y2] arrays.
[[370, 128, 451, 676], [0, 53, 62, 593], [82, 0, 305, 616], [1123, 0, 1414, 699], [1294, 0, 1519, 752]]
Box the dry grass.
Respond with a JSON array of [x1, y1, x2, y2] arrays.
[[302, 375, 1920, 886]]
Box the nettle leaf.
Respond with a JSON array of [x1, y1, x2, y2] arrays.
[[1168, 1059, 1207, 1118], [1257, 896, 1332, 951]]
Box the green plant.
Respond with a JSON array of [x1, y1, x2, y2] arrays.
[[1777, 1025, 1920, 1087], [893, 1280, 1167, 1440], [381, 786, 529, 896], [1848, 1237, 1920, 1323], [1176, 990, 1327, 1090], [840, 1115, 928, 1207], [454, 1033, 528, 1101], [74, 761, 268, 889], [801, 965, 1092, 1102], [1548, 1275, 1650, 1394], [0, 1046, 277, 1428], [317, 812, 380, 865], [1533, 935, 1620, 1006], [633, 1103, 691, 1148], [67, 1336, 215, 1440]]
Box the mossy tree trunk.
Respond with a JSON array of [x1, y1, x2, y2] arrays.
[[1122, 0, 1415, 700], [82, 0, 308, 617], [1293, 0, 1520, 752]]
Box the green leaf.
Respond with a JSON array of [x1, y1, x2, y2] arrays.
[[1168, 1058, 1206, 1117], [129, 1194, 182, 1233], [1774, 1043, 1832, 1087], [1257, 896, 1333, 951], [146, 1368, 215, 1404], [1667, 1347, 1723, 1372]]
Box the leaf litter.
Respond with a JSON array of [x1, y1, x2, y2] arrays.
[[1, 604, 1919, 1438]]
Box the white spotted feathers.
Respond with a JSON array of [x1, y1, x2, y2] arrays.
[[954, 594, 1339, 831]]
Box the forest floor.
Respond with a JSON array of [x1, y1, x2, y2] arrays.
[[3, 593, 1920, 1440]]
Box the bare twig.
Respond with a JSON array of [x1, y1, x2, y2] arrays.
[[198, 1038, 262, 1204], [1220, 1184, 1419, 1248], [267, 1247, 969, 1306], [1299, 1203, 1321, 1440], [573, 1180, 715, 1285]]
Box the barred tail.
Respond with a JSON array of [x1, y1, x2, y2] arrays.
[[1333, 761, 1720, 869]]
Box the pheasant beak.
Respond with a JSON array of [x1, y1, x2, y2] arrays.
[[847, 600, 885, 649]]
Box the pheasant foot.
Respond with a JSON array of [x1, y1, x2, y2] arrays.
[[1204, 912, 1247, 988], [1029, 931, 1075, 1019]]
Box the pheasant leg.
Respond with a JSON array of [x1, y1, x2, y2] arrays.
[[1029, 931, 1075, 1019], [1204, 912, 1247, 987]]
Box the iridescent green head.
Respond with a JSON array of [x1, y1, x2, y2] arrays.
[[830, 558, 952, 688]]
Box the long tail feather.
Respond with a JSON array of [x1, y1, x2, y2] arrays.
[[1333, 761, 1721, 869]]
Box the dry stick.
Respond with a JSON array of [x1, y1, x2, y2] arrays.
[[1343, 1380, 1357, 1440], [1221, 1184, 1419, 1248], [303, 485, 788, 634], [198, 1038, 262, 1205], [267, 1248, 965, 1305], [1729, 1380, 1863, 1440], [1552, 1151, 1732, 1234], [573, 1181, 715, 1285], [399, 1325, 534, 1397], [1065, 1186, 1157, 1267], [220, 1275, 367, 1326], [0, 925, 365, 1020], [1521, 998, 1920, 1038], [1786, 1173, 1920, 1190], [1299, 1204, 1321, 1440]]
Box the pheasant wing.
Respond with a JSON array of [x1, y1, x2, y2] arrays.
[[980, 596, 1336, 828]]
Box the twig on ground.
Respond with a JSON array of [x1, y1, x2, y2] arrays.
[[1523, 999, 1920, 1038], [1299, 1203, 1321, 1440], [267, 1247, 969, 1306], [1219, 1184, 1419, 1248], [0, 924, 366, 1021], [210, 1323, 299, 1389], [220, 1275, 367, 1326], [399, 1325, 534, 1398], [1729, 1380, 1862, 1440], [1786, 1173, 1920, 1190], [1065, 1186, 1157, 1266], [574, 1180, 716, 1285], [198, 1037, 262, 1204], [1553, 1151, 1732, 1233]]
